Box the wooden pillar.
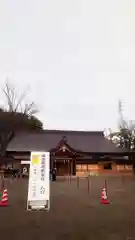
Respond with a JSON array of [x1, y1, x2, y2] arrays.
[[67, 159, 70, 177], [51, 156, 57, 170], [72, 157, 76, 175]]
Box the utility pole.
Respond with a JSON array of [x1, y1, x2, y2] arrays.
[[118, 99, 125, 128]]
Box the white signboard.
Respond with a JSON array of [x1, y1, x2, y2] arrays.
[[21, 160, 30, 164], [27, 152, 50, 211]]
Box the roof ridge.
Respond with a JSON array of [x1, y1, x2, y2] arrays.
[[15, 129, 104, 135]]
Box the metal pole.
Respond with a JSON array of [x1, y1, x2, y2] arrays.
[[70, 160, 72, 184], [105, 179, 107, 193], [87, 175, 90, 193], [68, 160, 69, 182], [0, 175, 4, 192], [77, 176, 79, 189]]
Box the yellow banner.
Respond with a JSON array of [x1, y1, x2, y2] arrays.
[[32, 155, 40, 165]]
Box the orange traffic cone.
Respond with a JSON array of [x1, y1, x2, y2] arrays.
[[100, 187, 110, 204], [0, 189, 8, 206]]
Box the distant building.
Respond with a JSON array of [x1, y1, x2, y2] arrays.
[[5, 129, 134, 176]]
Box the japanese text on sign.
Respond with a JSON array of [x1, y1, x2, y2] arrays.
[[40, 186, 45, 195], [40, 154, 45, 181], [32, 166, 37, 197]]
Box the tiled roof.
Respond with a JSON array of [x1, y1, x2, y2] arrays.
[[7, 129, 126, 153]]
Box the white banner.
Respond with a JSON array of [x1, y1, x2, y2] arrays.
[[21, 160, 30, 164], [27, 152, 50, 211]]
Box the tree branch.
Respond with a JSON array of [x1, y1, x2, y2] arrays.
[[3, 80, 38, 115]]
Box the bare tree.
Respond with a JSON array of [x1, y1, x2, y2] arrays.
[[3, 81, 38, 116], [0, 80, 43, 158]]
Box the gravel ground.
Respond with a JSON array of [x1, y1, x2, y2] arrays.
[[0, 175, 135, 240]]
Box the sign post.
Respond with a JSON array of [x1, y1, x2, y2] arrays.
[[27, 152, 50, 211]]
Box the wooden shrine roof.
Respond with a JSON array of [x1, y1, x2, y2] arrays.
[[6, 129, 127, 154]]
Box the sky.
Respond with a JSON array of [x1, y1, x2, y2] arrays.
[[0, 0, 135, 131]]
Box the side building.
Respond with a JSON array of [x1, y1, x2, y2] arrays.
[[5, 129, 133, 176]]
